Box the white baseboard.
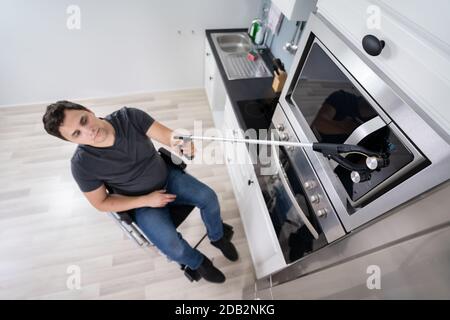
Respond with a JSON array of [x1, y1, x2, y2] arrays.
[[0, 86, 206, 109]]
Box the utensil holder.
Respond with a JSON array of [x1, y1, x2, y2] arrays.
[[272, 70, 287, 93]]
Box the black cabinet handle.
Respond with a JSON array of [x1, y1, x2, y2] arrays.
[[362, 35, 385, 56], [248, 179, 254, 186]]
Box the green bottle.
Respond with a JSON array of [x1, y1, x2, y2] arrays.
[[249, 19, 262, 42]]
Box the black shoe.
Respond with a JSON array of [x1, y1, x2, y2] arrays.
[[223, 223, 234, 241], [196, 255, 226, 283], [211, 237, 239, 261]]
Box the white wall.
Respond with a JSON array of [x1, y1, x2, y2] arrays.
[[0, 0, 261, 107]]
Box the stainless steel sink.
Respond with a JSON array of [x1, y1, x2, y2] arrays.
[[215, 34, 252, 53], [211, 32, 272, 80]]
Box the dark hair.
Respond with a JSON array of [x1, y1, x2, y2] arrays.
[[42, 100, 89, 140]]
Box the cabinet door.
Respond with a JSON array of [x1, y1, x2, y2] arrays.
[[223, 125, 245, 205], [223, 98, 286, 278], [204, 38, 216, 107], [210, 71, 226, 111], [241, 169, 286, 279], [204, 38, 226, 111], [317, 0, 450, 133], [223, 99, 247, 208], [272, 0, 317, 21]]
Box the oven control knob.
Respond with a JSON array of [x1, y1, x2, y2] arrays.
[[310, 194, 320, 204], [280, 133, 289, 141], [276, 124, 285, 131], [317, 208, 328, 218], [304, 181, 316, 190]]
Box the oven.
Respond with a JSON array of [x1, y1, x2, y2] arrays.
[[285, 39, 429, 209], [258, 12, 449, 257], [256, 106, 347, 263]]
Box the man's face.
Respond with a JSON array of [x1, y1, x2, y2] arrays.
[[59, 109, 110, 146]]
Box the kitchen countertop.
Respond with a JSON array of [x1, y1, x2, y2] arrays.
[[205, 29, 280, 131]]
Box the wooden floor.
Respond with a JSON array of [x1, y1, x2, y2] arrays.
[[0, 89, 256, 299]]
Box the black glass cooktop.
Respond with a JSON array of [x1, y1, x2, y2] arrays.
[[236, 97, 278, 133]]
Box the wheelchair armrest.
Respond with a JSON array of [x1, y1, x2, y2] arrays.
[[158, 147, 187, 171], [109, 211, 150, 247], [105, 185, 137, 225], [115, 210, 134, 225]]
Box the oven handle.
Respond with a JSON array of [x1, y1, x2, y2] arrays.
[[271, 143, 320, 240]]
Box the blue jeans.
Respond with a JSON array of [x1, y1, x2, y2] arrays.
[[134, 165, 224, 270]]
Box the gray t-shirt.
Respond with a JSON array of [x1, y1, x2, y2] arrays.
[[71, 107, 168, 196]]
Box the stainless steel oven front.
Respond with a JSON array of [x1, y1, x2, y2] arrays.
[[255, 105, 346, 263], [278, 13, 450, 233]]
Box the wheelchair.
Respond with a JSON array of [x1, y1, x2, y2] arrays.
[[107, 147, 234, 282]]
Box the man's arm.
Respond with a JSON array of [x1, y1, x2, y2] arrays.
[[84, 184, 176, 212], [146, 121, 173, 146], [146, 121, 195, 158]]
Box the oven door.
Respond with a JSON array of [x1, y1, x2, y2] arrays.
[[256, 105, 346, 263], [257, 124, 324, 264], [278, 13, 446, 232]]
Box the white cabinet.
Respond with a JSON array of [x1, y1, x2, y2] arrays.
[[242, 169, 286, 278], [204, 38, 226, 112], [206, 33, 286, 278], [272, 0, 317, 21], [317, 0, 450, 134], [223, 98, 285, 278], [223, 97, 250, 206]]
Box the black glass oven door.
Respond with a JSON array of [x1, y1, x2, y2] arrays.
[[257, 129, 325, 263]]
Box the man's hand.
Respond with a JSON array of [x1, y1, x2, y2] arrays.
[[146, 122, 196, 159], [171, 136, 196, 159], [141, 189, 176, 208]]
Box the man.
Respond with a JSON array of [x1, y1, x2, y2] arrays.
[[311, 90, 376, 144], [42, 101, 238, 283]]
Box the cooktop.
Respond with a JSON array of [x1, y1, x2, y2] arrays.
[[236, 97, 279, 133]]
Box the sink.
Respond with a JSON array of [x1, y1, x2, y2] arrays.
[[211, 32, 272, 80], [215, 34, 252, 53]]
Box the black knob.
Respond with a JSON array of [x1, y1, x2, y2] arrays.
[[362, 35, 385, 56], [248, 179, 254, 186]]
